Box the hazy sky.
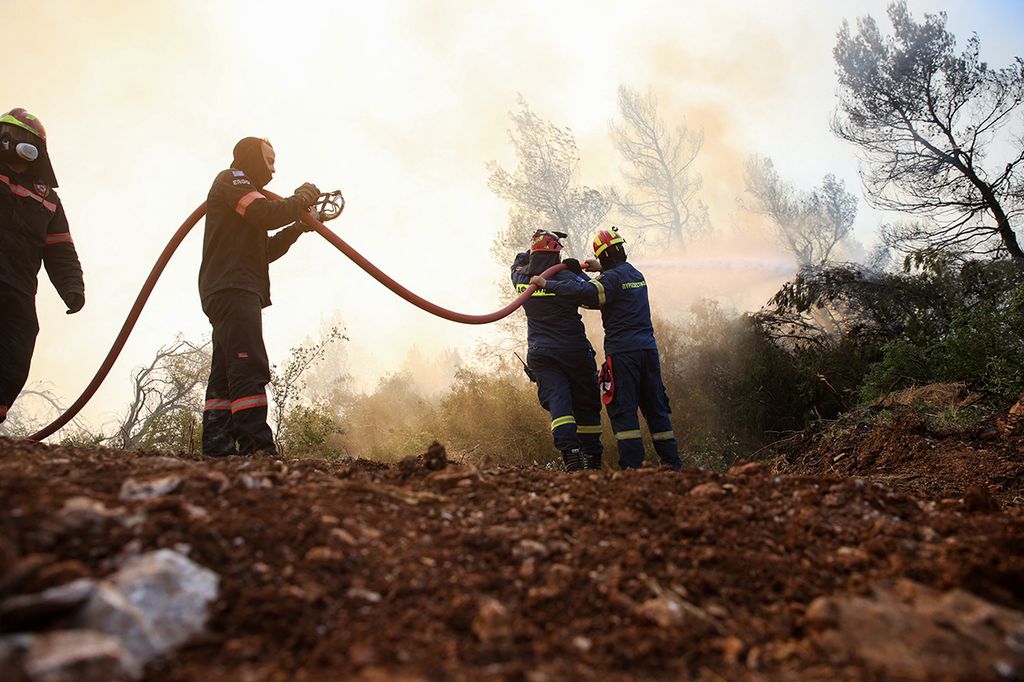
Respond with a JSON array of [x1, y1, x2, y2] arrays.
[[5, 0, 1022, 434]]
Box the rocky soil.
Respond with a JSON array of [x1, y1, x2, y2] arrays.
[[1, 419, 1022, 681]]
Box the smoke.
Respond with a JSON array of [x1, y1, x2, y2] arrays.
[[8, 0, 987, 432]]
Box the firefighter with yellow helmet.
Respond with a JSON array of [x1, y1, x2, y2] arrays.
[[531, 227, 682, 470]]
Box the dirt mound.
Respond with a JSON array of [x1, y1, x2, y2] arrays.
[[769, 404, 1024, 506], [1, 438, 1022, 681]]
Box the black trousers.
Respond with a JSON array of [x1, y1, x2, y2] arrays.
[[201, 289, 275, 456], [528, 347, 604, 457], [0, 287, 38, 424]]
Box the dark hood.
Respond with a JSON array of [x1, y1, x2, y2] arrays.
[[527, 250, 561, 276], [232, 137, 271, 188]]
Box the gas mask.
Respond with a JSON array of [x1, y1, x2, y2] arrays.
[[0, 133, 40, 164]]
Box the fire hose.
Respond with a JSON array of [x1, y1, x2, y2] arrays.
[[26, 190, 564, 441]]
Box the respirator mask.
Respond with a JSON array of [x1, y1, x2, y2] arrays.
[[0, 132, 40, 164]]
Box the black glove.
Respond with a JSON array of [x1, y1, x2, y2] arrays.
[[293, 182, 320, 207], [562, 258, 584, 276], [64, 292, 85, 315]]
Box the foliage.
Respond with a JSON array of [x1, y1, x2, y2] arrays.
[[112, 337, 210, 451], [833, 1, 1024, 259], [610, 85, 710, 249], [744, 156, 858, 267], [278, 400, 345, 458], [269, 325, 346, 453], [337, 372, 438, 461], [435, 367, 556, 467]]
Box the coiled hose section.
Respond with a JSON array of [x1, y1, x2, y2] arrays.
[[27, 192, 563, 441]]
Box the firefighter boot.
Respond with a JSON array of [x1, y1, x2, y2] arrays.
[[583, 452, 603, 470], [562, 448, 583, 472]]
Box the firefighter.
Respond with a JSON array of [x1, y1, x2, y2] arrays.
[[531, 227, 682, 470], [198, 136, 322, 456], [512, 230, 604, 471], [0, 108, 84, 425]]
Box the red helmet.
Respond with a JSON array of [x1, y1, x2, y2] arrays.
[[530, 229, 566, 253], [0, 108, 47, 141], [593, 227, 625, 257]]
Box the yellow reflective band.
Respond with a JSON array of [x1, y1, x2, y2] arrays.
[[652, 430, 675, 441], [516, 282, 555, 297], [577, 424, 603, 434], [551, 415, 576, 430], [590, 280, 606, 306], [0, 114, 39, 137], [615, 429, 642, 440]]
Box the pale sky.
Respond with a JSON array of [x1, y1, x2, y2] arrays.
[[4, 0, 1021, 435]]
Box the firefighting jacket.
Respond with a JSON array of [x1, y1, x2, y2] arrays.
[[0, 164, 84, 302], [511, 252, 593, 352], [198, 169, 309, 308], [542, 262, 658, 355]]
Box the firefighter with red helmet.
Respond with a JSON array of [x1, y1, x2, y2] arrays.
[[512, 230, 604, 471], [531, 227, 682, 470], [0, 108, 84, 425], [198, 137, 323, 456]]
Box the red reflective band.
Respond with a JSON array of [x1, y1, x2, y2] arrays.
[[203, 399, 232, 412], [0, 173, 57, 213], [46, 232, 73, 246], [235, 191, 265, 217], [230, 394, 268, 413], [0, 405, 7, 418]]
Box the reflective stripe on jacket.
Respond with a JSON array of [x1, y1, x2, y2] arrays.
[[198, 168, 308, 308], [0, 165, 84, 301]]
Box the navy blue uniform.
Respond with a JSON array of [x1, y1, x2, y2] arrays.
[[511, 253, 603, 461], [544, 262, 680, 469], [199, 169, 308, 456], [0, 166, 84, 424]]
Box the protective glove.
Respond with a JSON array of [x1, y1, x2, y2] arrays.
[[562, 258, 584, 276], [293, 182, 320, 207], [64, 292, 85, 315]]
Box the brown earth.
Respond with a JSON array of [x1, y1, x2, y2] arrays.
[[769, 403, 1024, 506], [1, 429, 1022, 681]]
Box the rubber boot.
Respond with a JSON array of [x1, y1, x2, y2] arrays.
[[583, 452, 603, 470], [562, 448, 583, 472]]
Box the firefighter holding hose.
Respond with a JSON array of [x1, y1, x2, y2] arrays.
[[0, 108, 84, 426], [198, 137, 324, 457], [512, 230, 604, 471], [531, 228, 682, 470]]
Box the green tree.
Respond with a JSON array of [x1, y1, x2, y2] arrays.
[[833, 1, 1024, 260]]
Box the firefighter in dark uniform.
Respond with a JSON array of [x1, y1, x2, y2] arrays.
[[199, 137, 321, 456], [512, 229, 604, 471], [531, 228, 682, 470], [0, 108, 84, 425]]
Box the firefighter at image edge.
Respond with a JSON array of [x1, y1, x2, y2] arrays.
[[511, 230, 604, 471], [531, 228, 683, 471], [0, 108, 84, 426], [198, 136, 331, 457]]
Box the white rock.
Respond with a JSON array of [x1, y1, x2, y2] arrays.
[[78, 549, 218, 665], [119, 474, 184, 501]]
